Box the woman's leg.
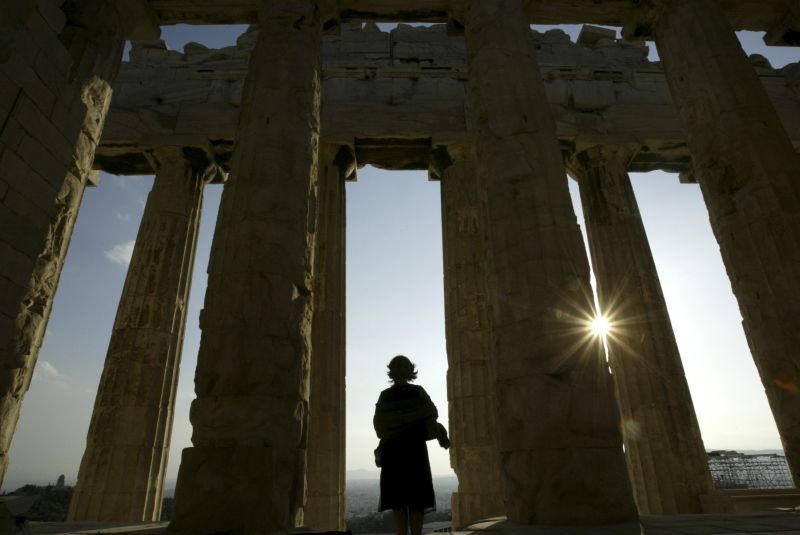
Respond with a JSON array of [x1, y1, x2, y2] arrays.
[[409, 509, 424, 535], [393, 508, 409, 535]]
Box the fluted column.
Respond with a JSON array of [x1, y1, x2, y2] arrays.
[[438, 146, 504, 528], [464, 0, 638, 525], [568, 146, 715, 514], [305, 146, 350, 531], [67, 148, 208, 522], [647, 0, 800, 483], [167, 1, 322, 533], [0, 1, 126, 484]]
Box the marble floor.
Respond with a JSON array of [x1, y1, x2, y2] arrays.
[[21, 512, 800, 535]]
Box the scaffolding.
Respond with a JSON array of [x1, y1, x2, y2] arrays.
[[707, 450, 794, 489]]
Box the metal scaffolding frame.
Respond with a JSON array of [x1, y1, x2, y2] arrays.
[[707, 450, 794, 489]]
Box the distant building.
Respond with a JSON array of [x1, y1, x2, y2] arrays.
[[56, 475, 65, 488], [707, 450, 793, 489]]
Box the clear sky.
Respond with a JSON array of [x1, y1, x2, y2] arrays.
[[2, 23, 798, 491]]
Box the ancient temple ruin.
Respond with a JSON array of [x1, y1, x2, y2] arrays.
[[1, 1, 799, 533]]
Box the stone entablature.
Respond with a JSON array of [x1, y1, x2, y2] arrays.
[[96, 24, 800, 176], [146, 0, 799, 47]]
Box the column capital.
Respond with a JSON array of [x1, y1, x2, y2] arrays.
[[620, 0, 670, 41], [334, 146, 357, 180], [151, 146, 226, 184], [318, 0, 342, 35], [320, 144, 356, 180], [428, 144, 474, 180], [567, 144, 639, 176]]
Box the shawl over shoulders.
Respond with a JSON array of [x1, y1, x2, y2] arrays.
[[373, 384, 438, 440]]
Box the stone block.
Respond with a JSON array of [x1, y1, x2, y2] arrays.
[[169, 445, 299, 534], [0, 116, 24, 150], [0, 278, 25, 319], [0, 71, 21, 111], [3, 166, 58, 220], [0, 240, 35, 289], [24, 9, 72, 70], [2, 188, 50, 230], [14, 95, 74, 164], [36, 0, 66, 34], [571, 80, 615, 111], [501, 448, 635, 525], [17, 134, 67, 190], [1, 55, 55, 116], [33, 48, 70, 95], [6, 27, 39, 67], [0, 149, 33, 188], [577, 25, 617, 47]]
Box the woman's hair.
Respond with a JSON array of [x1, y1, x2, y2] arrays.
[[387, 355, 418, 383]]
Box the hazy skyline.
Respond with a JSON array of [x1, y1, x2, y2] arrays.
[[2, 23, 797, 491]]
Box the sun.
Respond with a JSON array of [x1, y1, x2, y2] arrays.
[[590, 315, 611, 337]]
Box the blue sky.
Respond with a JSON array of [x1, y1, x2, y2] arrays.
[[2, 23, 798, 491]]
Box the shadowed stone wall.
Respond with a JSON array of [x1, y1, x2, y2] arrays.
[[0, 0, 126, 486]]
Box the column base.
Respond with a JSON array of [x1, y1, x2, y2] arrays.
[[168, 445, 300, 534], [452, 491, 504, 530]]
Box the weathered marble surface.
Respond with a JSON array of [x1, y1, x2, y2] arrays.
[[568, 146, 715, 515], [465, 0, 637, 524], [96, 24, 800, 175], [305, 146, 350, 531], [167, 1, 322, 533], [653, 0, 800, 488], [69, 148, 209, 523], [440, 148, 504, 528]]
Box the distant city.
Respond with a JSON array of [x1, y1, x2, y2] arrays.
[[1, 449, 792, 527]]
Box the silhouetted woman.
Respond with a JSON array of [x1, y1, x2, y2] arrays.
[[373, 355, 450, 535]]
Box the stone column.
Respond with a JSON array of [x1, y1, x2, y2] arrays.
[[305, 146, 350, 531], [646, 0, 800, 483], [167, 1, 322, 533], [567, 146, 715, 514], [437, 146, 504, 528], [67, 148, 209, 522], [0, 0, 128, 484], [464, 0, 638, 525]]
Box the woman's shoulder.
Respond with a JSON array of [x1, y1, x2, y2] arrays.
[[410, 383, 428, 395], [377, 385, 396, 401]]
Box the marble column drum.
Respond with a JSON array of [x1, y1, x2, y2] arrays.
[[0, 0, 125, 484], [464, 0, 638, 525], [652, 0, 800, 484], [568, 146, 715, 514], [439, 147, 504, 528], [68, 148, 207, 522], [305, 146, 349, 531], [167, 1, 322, 533]]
